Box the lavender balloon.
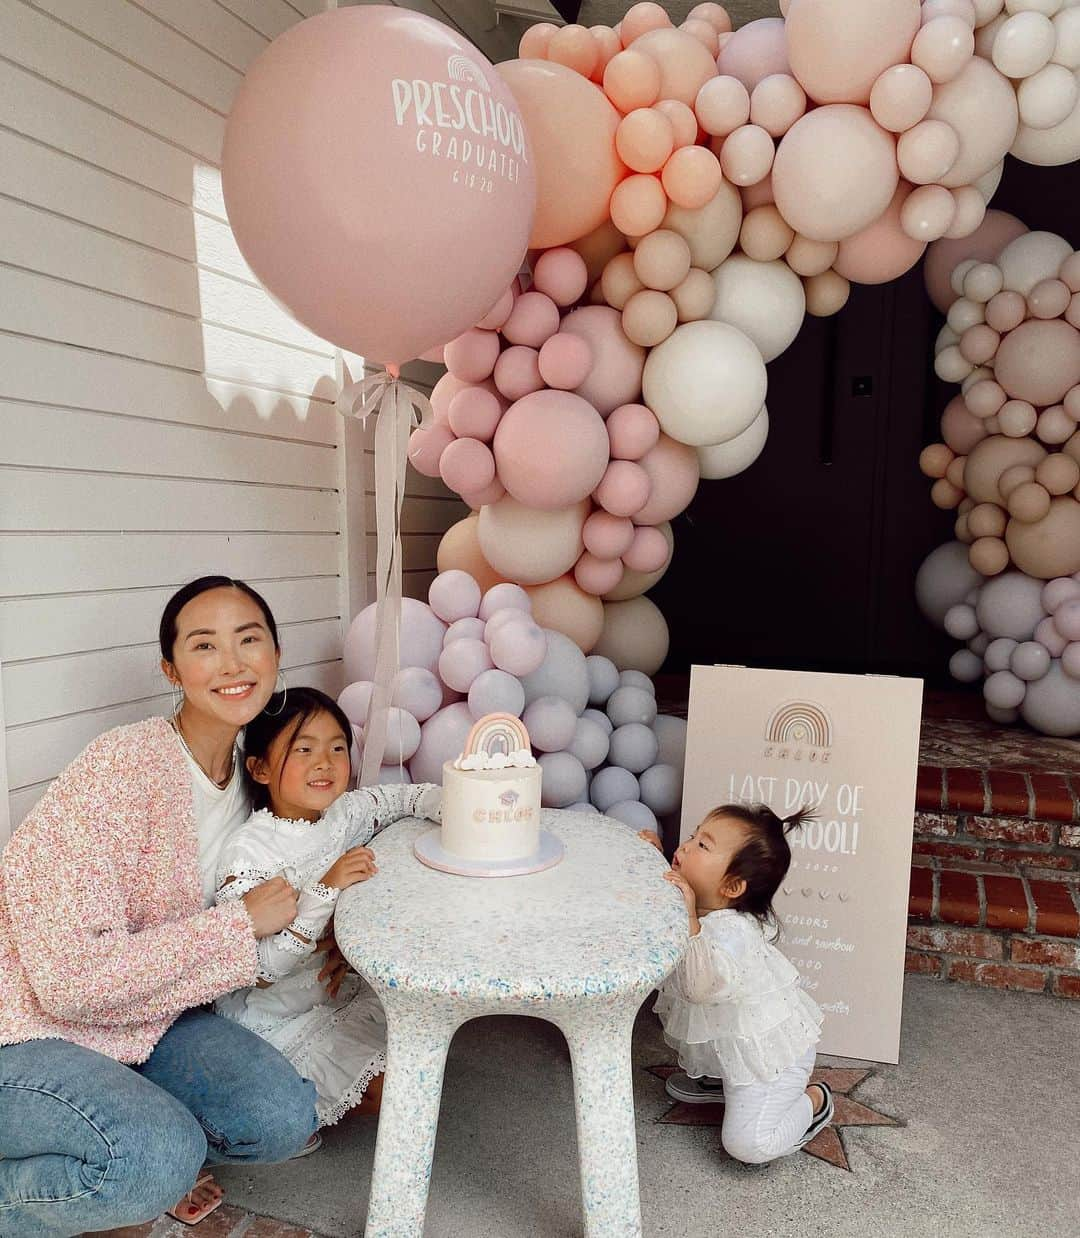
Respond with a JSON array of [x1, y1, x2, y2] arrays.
[[484, 606, 532, 643], [606, 685, 658, 728], [606, 800, 659, 832], [983, 670, 1026, 711], [653, 715, 688, 771], [521, 630, 590, 713], [609, 722, 659, 774], [586, 654, 620, 707], [467, 668, 525, 719], [539, 751, 588, 807], [438, 637, 493, 693], [478, 582, 531, 621], [428, 570, 482, 623], [376, 764, 411, 785], [568, 715, 611, 771], [382, 706, 422, 764], [344, 596, 446, 681], [639, 763, 682, 816], [1010, 641, 1051, 683], [582, 707, 614, 735], [392, 667, 443, 722], [489, 620, 548, 677], [590, 766, 640, 814], [984, 637, 1018, 673], [618, 669, 655, 695], [410, 702, 474, 784], [338, 680, 375, 726], [523, 696, 578, 752], [444, 617, 487, 645]]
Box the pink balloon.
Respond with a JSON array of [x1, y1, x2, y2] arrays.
[[559, 306, 647, 416], [443, 328, 501, 383], [985, 290, 1027, 335], [923, 209, 1028, 313], [448, 386, 505, 442], [786, 0, 920, 104], [477, 286, 516, 331], [493, 345, 545, 401], [462, 477, 506, 509], [575, 552, 626, 596], [996, 320, 1080, 407], [634, 433, 701, 524], [339, 680, 374, 726], [489, 618, 548, 675], [428, 570, 482, 624], [408, 422, 455, 478], [439, 436, 496, 496], [538, 333, 594, 390], [714, 17, 790, 91], [941, 394, 989, 453], [594, 459, 652, 517], [494, 389, 610, 508], [623, 524, 670, 572], [479, 582, 532, 620], [833, 184, 926, 285], [222, 8, 535, 364], [502, 291, 561, 348], [607, 402, 661, 460], [532, 247, 590, 306], [583, 510, 636, 558], [431, 373, 470, 423]]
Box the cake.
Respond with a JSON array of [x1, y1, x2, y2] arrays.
[[440, 714, 542, 863]]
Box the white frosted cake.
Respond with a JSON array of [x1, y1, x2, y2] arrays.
[[441, 714, 542, 863]]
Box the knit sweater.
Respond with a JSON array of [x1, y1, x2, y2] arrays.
[[0, 717, 259, 1064]]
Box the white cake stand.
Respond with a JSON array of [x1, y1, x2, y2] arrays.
[[413, 827, 564, 877]]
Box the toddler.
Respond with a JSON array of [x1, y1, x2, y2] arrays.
[[641, 804, 833, 1165]]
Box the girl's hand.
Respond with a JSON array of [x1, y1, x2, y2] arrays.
[[241, 876, 299, 939], [321, 845, 377, 891], [316, 930, 350, 998], [663, 870, 701, 935], [637, 829, 664, 853]]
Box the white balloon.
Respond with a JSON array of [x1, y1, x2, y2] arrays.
[[642, 320, 767, 448], [1017, 62, 1078, 127], [1051, 6, 1080, 68], [996, 230, 1076, 292], [974, 159, 1006, 200], [1005, 0, 1062, 16], [993, 10, 1057, 76], [1010, 93, 1080, 163], [698, 405, 770, 479], [926, 56, 1020, 186], [708, 256, 806, 363]]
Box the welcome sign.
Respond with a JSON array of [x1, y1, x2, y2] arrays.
[[681, 665, 923, 1063]]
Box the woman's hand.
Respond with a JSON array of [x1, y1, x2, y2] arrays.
[[316, 930, 350, 998], [637, 829, 664, 853], [241, 876, 299, 939], [663, 870, 701, 936], [321, 845, 377, 891]]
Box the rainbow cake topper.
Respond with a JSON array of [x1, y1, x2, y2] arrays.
[[454, 713, 536, 770]]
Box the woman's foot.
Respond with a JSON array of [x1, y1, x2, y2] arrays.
[[167, 1172, 224, 1226], [355, 1071, 384, 1116]]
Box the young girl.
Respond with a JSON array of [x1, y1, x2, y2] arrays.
[[640, 804, 833, 1165], [214, 687, 441, 1134]]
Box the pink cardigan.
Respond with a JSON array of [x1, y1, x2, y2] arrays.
[[0, 717, 258, 1064]]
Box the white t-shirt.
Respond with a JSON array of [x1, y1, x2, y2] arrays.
[[175, 739, 251, 907]]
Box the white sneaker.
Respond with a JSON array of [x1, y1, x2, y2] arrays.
[[664, 1072, 726, 1104]]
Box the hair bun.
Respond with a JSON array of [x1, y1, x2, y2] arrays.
[[781, 805, 816, 834]]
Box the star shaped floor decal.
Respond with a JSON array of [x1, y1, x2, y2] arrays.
[[646, 1065, 901, 1171]]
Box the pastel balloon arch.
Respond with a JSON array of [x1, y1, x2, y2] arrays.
[[221, 0, 1080, 784]]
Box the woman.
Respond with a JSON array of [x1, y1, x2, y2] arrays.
[[0, 577, 335, 1234]]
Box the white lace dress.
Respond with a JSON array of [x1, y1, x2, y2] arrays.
[[653, 909, 824, 1087], [214, 782, 441, 1126]]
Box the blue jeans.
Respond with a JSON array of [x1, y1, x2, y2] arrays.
[[0, 1008, 317, 1237]]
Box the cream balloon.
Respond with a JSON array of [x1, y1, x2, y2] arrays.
[[784, 0, 921, 103], [997, 230, 1075, 292], [912, 15, 976, 81], [697, 405, 770, 478], [926, 56, 1020, 186], [662, 182, 743, 270], [709, 256, 806, 361], [805, 270, 852, 316], [870, 63, 934, 131], [478, 497, 588, 585], [897, 119, 962, 183], [992, 10, 1057, 76], [593, 596, 670, 674], [1010, 94, 1080, 164]]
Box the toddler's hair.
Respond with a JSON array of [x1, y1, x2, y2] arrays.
[[243, 686, 352, 811], [705, 802, 816, 930]]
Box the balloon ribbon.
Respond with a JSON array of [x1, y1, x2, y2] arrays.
[[336, 366, 433, 785]]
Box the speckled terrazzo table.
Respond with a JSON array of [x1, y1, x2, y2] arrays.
[[335, 811, 687, 1238]]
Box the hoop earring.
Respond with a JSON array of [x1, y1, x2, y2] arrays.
[[170, 682, 184, 717], [263, 671, 288, 716]]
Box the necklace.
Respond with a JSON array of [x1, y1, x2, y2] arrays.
[[171, 713, 237, 791]]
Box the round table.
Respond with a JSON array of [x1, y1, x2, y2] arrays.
[[335, 811, 687, 1238]]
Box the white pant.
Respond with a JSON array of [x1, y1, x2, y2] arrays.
[[720, 1046, 817, 1165]]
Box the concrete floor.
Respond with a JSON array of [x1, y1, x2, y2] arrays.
[[215, 977, 1079, 1238]]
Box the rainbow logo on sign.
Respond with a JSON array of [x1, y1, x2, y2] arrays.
[[764, 701, 832, 761], [463, 713, 531, 760]]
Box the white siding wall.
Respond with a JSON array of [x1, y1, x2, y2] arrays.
[[0, 0, 351, 840]]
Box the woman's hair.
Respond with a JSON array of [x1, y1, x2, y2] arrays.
[[159, 576, 280, 661], [705, 802, 815, 930], [242, 686, 353, 811]]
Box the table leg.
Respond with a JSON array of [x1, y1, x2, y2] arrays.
[[555, 1002, 643, 1238], [364, 1000, 462, 1238]]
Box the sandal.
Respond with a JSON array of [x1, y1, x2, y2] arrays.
[[166, 1171, 224, 1227], [290, 1131, 323, 1159]]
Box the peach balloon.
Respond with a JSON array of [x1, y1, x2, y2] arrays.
[[688, 3, 733, 34], [985, 288, 1028, 332], [671, 267, 717, 321], [870, 64, 934, 133], [603, 49, 661, 112], [996, 320, 1080, 405], [786, 235, 839, 277], [527, 576, 605, 650], [964, 434, 1047, 504], [945, 186, 987, 240], [680, 18, 720, 57], [574, 553, 627, 598], [942, 393, 991, 452], [633, 229, 692, 291], [478, 496, 588, 585], [560, 305, 647, 417], [931, 477, 965, 508], [967, 502, 1007, 539], [1037, 453, 1080, 495], [1069, 295, 1080, 330], [1036, 405, 1075, 445], [911, 16, 976, 82], [959, 323, 1001, 364], [477, 286, 516, 332], [616, 108, 675, 173], [773, 106, 899, 242], [719, 123, 775, 186], [921, 0, 975, 26], [715, 18, 790, 91], [805, 270, 852, 317], [610, 174, 668, 236], [897, 119, 961, 184], [583, 510, 636, 558], [1028, 278, 1071, 319], [833, 184, 926, 284], [620, 2, 672, 48], [590, 26, 622, 81], [437, 513, 505, 594], [1007, 496, 1080, 577], [921, 443, 955, 478], [999, 464, 1036, 500], [519, 23, 558, 59], [594, 458, 652, 516], [622, 289, 679, 347], [969, 535, 1010, 574], [607, 403, 661, 460], [661, 146, 724, 209], [695, 75, 750, 137], [737, 176, 775, 210], [632, 27, 718, 107], [785, 0, 921, 104], [440, 436, 496, 497], [750, 74, 808, 138], [601, 252, 645, 309], [548, 25, 599, 78], [997, 400, 1037, 437], [1009, 481, 1051, 522], [923, 208, 1028, 312], [739, 205, 795, 262], [498, 59, 624, 249], [653, 100, 699, 149], [925, 56, 1019, 188], [634, 433, 701, 524]]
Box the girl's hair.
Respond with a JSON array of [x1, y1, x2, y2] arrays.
[[159, 576, 280, 661], [242, 686, 353, 811], [705, 802, 815, 930]]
